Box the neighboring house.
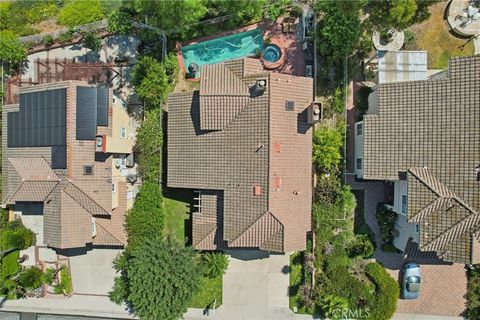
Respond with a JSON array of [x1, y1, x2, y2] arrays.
[[2, 81, 139, 251], [355, 55, 480, 264], [167, 58, 319, 252]]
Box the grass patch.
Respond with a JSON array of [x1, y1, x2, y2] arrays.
[[0, 251, 20, 278], [188, 275, 222, 309], [407, 2, 474, 69], [163, 188, 191, 243], [289, 252, 311, 314]]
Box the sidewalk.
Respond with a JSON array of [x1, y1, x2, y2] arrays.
[[0, 296, 135, 319]]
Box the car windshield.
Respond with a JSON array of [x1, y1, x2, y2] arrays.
[[406, 276, 420, 292]]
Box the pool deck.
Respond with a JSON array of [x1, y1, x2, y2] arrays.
[[176, 17, 306, 79]]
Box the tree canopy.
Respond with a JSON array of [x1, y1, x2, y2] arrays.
[[0, 30, 26, 67], [315, 0, 362, 65], [58, 0, 106, 27], [313, 123, 344, 173], [111, 235, 202, 320], [131, 56, 170, 111], [134, 108, 163, 181]]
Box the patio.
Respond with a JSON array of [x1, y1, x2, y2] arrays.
[[176, 15, 312, 80]]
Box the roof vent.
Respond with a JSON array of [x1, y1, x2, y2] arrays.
[[285, 100, 295, 111], [254, 185, 262, 196]]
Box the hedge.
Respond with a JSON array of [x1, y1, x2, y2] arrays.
[[365, 262, 399, 320]]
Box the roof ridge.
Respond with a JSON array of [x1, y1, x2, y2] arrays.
[[421, 210, 480, 254], [63, 182, 110, 216], [95, 219, 126, 246], [410, 197, 453, 223], [6, 180, 59, 204], [229, 211, 283, 247]]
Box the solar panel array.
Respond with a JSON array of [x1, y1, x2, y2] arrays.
[[7, 88, 67, 147]]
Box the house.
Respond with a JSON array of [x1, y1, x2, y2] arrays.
[[2, 81, 139, 251], [355, 55, 480, 264], [167, 58, 319, 252]]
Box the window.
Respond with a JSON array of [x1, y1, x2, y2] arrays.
[[401, 194, 408, 214], [83, 165, 93, 175], [121, 101, 126, 109], [356, 158, 362, 170], [120, 155, 126, 166], [356, 123, 363, 136], [112, 183, 116, 193], [120, 127, 126, 138], [112, 98, 116, 104], [416, 224, 419, 233]]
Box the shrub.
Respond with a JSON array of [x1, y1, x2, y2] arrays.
[[318, 294, 349, 319], [347, 234, 374, 258], [202, 252, 229, 279], [135, 108, 163, 182], [5, 227, 36, 250], [82, 31, 101, 52], [465, 266, 480, 320], [58, 30, 75, 44], [375, 203, 397, 247], [43, 267, 55, 285], [125, 181, 164, 247], [403, 30, 416, 49], [41, 34, 54, 46], [58, 0, 105, 27], [266, 0, 290, 21], [313, 124, 344, 173], [53, 266, 72, 295], [19, 267, 44, 289], [315, 174, 342, 205], [365, 262, 399, 320]]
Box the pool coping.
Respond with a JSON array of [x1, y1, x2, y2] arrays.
[[176, 22, 263, 81]]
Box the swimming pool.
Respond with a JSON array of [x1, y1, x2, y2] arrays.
[[181, 29, 264, 78]]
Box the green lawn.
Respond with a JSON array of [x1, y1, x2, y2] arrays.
[[163, 188, 191, 243], [188, 275, 222, 309]]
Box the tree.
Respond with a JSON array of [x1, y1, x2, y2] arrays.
[[82, 31, 102, 53], [58, 0, 105, 27], [131, 56, 170, 111], [312, 124, 344, 172], [0, 30, 26, 71], [19, 267, 44, 289], [107, 9, 133, 35], [202, 252, 229, 278], [110, 235, 202, 320], [125, 181, 163, 247], [134, 108, 162, 182], [135, 0, 207, 39], [315, 0, 362, 65], [389, 0, 417, 29], [266, 0, 290, 21]]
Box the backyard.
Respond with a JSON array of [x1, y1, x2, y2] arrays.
[[406, 2, 474, 69]]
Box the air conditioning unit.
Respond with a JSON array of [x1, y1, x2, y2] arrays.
[[126, 174, 137, 184], [126, 153, 135, 168]]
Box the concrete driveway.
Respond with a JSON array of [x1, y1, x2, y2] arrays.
[[69, 249, 122, 295], [215, 250, 295, 320]]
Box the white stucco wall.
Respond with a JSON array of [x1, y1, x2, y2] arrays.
[[393, 180, 407, 215], [393, 213, 419, 251]]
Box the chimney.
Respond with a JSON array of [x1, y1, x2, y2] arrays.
[[307, 102, 322, 125]]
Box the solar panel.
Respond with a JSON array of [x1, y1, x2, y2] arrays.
[[96, 86, 108, 126], [51, 145, 67, 169], [76, 87, 98, 140], [7, 88, 67, 147]]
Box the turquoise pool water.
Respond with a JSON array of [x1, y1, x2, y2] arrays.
[[182, 29, 264, 78]]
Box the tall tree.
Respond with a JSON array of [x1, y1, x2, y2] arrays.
[[0, 30, 26, 72], [131, 56, 170, 111], [315, 0, 362, 65], [110, 235, 202, 320]]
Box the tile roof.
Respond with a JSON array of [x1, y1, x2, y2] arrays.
[[362, 55, 480, 263], [6, 181, 58, 204], [9, 157, 58, 180], [167, 58, 313, 252]]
